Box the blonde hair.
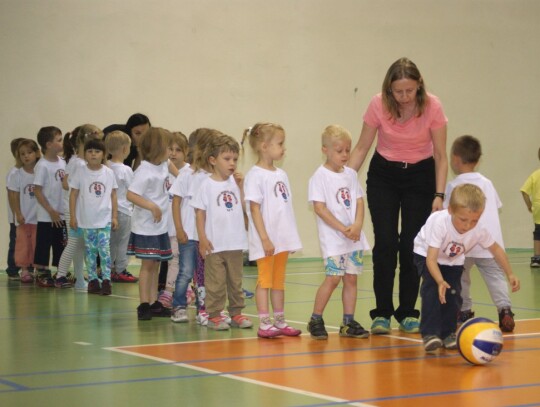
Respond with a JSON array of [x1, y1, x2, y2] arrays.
[[449, 184, 486, 213], [203, 134, 240, 169], [241, 122, 284, 153], [190, 128, 223, 172], [75, 124, 103, 153], [105, 130, 131, 155], [321, 124, 352, 147], [138, 127, 172, 163], [170, 131, 189, 155]]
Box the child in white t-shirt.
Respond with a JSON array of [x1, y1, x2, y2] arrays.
[[5, 138, 25, 279], [127, 128, 173, 320], [444, 135, 516, 332], [33, 126, 66, 287], [192, 134, 252, 331], [307, 125, 370, 340], [414, 184, 520, 352], [70, 139, 118, 295], [242, 122, 302, 338], [105, 130, 137, 283], [7, 139, 41, 282]]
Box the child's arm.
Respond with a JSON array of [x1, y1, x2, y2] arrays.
[[195, 208, 213, 258], [126, 191, 162, 223], [62, 174, 69, 191], [69, 188, 79, 230], [233, 171, 246, 212], [488, 242, 520, 292], [172, 195, 188, 243], [250, 201, 274, 256], [426, 246, 451, 304], [521, 191, 532, 212], [168, 160, 179, 177], [8, 190, 24, 225], [313, 201, 348, 235], [111, 189, 118, 230], [34, 185, 63, 227], [343, 197, 365, 241]]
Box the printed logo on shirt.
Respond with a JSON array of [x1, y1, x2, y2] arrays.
[[216, 190, 239, 211], [88, 182, 106, 198], [55, 169, 65, 182], [164, 176, 172, 192], [443, 241, 465, 258], [274, 181, 290, 202], [335, 187, 352, 209], [24, 184, 35, 198]]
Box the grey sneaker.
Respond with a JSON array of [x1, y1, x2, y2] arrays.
[[423, 335, 443, 352], [208, 316, 230, 331], [443, 333, 457, 349], [171, 307, 188, 323], [230, 314, 253, 329]]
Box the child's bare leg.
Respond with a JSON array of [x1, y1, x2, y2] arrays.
[[312, 276, 341, 315], [256, 286, 270, 314], [270, 289, 284, 312], [534, 240, 540, 256], [139, 259, 158, 303], [342, 273, 358, 315]]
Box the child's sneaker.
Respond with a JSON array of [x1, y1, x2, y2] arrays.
[[340, 320, 369, 338], [370, 317, 391, 334], [498, 307, 515, 332], [230, 314, 253, 329], [257, 325, 282, 338], [423, 335, 443, 352], [150, 301, 171, 317], [443, 333, 457, 349], [530, 256, 540, 268], [242, 288, 254, 299], [20, 274, 34, 283], [74, 280, 88, 291], [208, 315, 230, 330], [399, 317, 420, 334], [37, 271, 54, 288], [457, 309, 475, 326], [137, 303, 152, 320], [278, 325, 302, 337], [101, 279, 112, 296], [87, 279, 101, 294], [54, 276, 72, 289], [112, 270, 139, 282], [220, 310, 232, 324], [171, 307, 188, 323], [307, 317, 328, 340], [157, 290, 173, 309], [196, 311, 209, 326]]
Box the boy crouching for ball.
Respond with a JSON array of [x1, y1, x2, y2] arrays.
[[413, 184, 520, 352]]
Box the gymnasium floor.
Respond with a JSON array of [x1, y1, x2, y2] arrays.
[[1, 250, 539, 407]]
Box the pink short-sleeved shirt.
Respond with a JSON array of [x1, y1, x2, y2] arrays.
[[363, 93, 447, 163]]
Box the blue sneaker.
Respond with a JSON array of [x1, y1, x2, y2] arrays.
[[370, 317, 391, 334], [243, 288, 254, 299], [399, 317, 420, 333]]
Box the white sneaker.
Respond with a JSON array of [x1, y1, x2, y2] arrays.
[[196, 311, 209, 326], [171, 307, 188, 323], [220, 310, 232, 324]]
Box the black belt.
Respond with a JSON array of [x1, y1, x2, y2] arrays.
[[374, 151, 432, 169]]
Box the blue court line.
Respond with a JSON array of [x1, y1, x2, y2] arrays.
[[292, 382, 540, 406]]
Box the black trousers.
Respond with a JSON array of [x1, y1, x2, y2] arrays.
[[367, 151, 435, 322]]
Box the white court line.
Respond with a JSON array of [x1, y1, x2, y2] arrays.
[[74, 342, 93, 346], [106, 346, 375, 407]]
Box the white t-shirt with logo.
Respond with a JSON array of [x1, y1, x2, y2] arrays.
[[6, 166, 18, 223], [108, 161, 134, 217], [413, 210, 495, 266], [244, 165, 302, 260], [33, 156, 66, 222], [191, 175, 248, 253], [128, 160, 170, 236], [69, 165, 118, 229], [7, 167, 37, 225], [444, 172, 504, 258], [63, 156, 86, 215], [308, 165, 370, 258], [167, 163, 191, 237]]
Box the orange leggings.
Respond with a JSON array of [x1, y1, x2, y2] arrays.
[[256, 251, 289, 290]]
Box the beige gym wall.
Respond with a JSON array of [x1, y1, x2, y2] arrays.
[[1, 0, 539, 260]]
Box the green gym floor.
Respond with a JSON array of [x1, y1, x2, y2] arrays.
[[1, 250, 539, 407]]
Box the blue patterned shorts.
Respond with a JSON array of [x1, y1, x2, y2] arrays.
[[324, 250, 364, 276]]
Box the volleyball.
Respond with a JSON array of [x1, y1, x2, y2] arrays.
[[457, 317, 503, 365]]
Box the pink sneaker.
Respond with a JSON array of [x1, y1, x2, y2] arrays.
[[157, 290, 173, 309], [257, 326, 282, 338], [277, 325, 302, 337], [20, 274, 34, 283]]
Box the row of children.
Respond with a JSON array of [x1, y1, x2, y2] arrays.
[[4, 121, 535, 344]]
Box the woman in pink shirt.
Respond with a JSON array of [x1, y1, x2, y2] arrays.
[[349, 57, 448, 335]]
